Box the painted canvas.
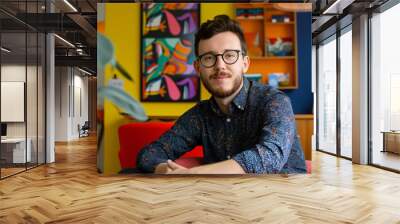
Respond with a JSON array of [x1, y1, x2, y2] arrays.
[[141, 3, 200, 102]]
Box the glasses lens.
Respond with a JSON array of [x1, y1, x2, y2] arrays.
[[200, 53, 216, 67], [223, 50, 239, 64]]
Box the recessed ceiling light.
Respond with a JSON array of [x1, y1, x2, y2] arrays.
[[54, 34, 75, 48], [1, 47, 11, 53], [322, 0, 354, 15], [78, 67, 93, 76], [63, 0, 78, 12]]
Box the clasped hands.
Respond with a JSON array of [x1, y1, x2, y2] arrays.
[[154, 160, 196, 174]]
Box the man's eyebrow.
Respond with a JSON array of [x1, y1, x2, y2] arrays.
[[199, 50, 217, 55], [199, 49, 240, 55]]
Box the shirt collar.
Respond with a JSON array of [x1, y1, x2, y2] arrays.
[[209, 77, 250, 115], [232, 77, 250, 111]]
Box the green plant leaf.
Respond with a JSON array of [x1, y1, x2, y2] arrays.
[[97, 33, 133, 81], [97, 32, 114, 70], [98, 86, 148, 121], [115, 62, 133, 81]]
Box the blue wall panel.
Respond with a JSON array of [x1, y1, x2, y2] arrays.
[[284, 12, 313, 114]]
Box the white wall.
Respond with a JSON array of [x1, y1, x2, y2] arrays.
[[54, 67, 89, 141], [55, 66, 69, 141], [1, 65, 37, 137], [1, 82, 25, 122], [1, 64, 46, 164]]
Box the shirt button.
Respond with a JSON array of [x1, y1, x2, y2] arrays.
[[226, 118, 231, 122]]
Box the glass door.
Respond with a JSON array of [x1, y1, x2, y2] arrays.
[[317, 36, 337, 155], [0, 1, 47, 179], [1, 30, 28, 178]]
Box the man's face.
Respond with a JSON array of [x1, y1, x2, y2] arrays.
[[195, 31, 249, 98]]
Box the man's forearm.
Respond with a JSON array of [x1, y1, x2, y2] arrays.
[[189, 159, 246, 174]]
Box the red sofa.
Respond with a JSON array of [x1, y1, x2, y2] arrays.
[[118, 121, 203, 170], [118, 121, 311, 173]]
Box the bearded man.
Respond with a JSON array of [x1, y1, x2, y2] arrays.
[[137, 15, 306, 174]]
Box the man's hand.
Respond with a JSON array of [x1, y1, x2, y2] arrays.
[[154, 159, 245, 174], [166, 160, 192, 174], [154, 160, 192, 174], [154, 163, 172, 174]]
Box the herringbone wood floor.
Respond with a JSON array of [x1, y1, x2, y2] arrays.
[[1, 135, 400, 223]]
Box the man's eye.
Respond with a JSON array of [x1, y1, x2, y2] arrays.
[[203, 55, 214, 61], [225, 53, 235, 58]]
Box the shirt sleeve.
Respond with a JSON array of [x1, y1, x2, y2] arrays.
[[136, 106, 202, 173], [233, 91, 296, 174]]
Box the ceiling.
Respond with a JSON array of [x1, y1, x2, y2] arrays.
[[309, 0, 390, 43], [1, 0, 395, 74], [0, 0, 96, 74]]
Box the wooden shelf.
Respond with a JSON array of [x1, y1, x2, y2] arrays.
[[295, 114, 314, 119], [278, 86, 298, 90], [250, 56, 295, 60], [234, 3, 298, 90], [237, 17, 264, 21], [234, 3, 276, 9], [266, 22, 295, 25]]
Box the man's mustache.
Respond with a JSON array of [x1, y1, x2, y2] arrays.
[[210, 72, 231, 80]]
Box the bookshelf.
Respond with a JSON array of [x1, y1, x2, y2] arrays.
[[234, 3, 298, 89]]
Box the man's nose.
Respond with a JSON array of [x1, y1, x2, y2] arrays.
[[214, 55, 226, 70]]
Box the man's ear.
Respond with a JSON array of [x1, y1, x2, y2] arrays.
[[242, 55, 250, 74], [194, 59, 200, 74]]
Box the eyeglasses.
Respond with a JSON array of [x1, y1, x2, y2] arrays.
[[198, 49, 244, 68]]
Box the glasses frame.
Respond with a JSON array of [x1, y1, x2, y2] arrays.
[[197, 49, 244, 68]]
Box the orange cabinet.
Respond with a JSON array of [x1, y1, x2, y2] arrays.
[[295, 114, 313, 161]]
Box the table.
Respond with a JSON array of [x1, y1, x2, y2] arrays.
[[381, 131, 400, 154], [1, 138, 32, 163]]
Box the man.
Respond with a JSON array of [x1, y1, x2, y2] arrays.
[[137, 15, 306, 174]]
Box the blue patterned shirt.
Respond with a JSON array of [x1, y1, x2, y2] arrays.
[[137, 78, 307, 174]]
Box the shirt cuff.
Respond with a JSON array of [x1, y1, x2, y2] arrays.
[[232, 153, 249, 173], [233, 148, 268, 174]]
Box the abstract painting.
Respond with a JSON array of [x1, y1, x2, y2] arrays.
[[141, 3, 200, 102]]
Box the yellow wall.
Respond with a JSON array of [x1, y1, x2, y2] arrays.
[[103, 3, 235, 174]]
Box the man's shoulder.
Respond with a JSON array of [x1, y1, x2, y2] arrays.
[[178, 99, 211, 118], [249, 81, 285, 101]]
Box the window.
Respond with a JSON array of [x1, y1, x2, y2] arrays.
[[339, 28, 352, 158], [370, 2, 400, 171], [317, 36, 337, 154], [0, 1, 47, 179]]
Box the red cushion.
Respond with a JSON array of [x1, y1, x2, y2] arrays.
[[175, 157, 203, 168], [181, 145, 203, 158], [118, 121, 203, 169], [118, 121, 312, 174]]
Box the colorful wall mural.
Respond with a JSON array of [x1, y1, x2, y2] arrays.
[[141, 3, 200, 102]]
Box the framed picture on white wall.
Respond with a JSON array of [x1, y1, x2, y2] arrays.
[[1, 81, 25, 122]]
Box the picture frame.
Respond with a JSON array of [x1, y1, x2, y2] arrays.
[[140, 3, 200, 102]]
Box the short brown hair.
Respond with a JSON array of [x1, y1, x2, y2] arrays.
[[194, 15, 247, 57]]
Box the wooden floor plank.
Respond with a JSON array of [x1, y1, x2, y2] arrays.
[[0, 135, 400, 223]]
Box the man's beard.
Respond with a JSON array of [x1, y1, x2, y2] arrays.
[[200, 71, 243, 98]]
